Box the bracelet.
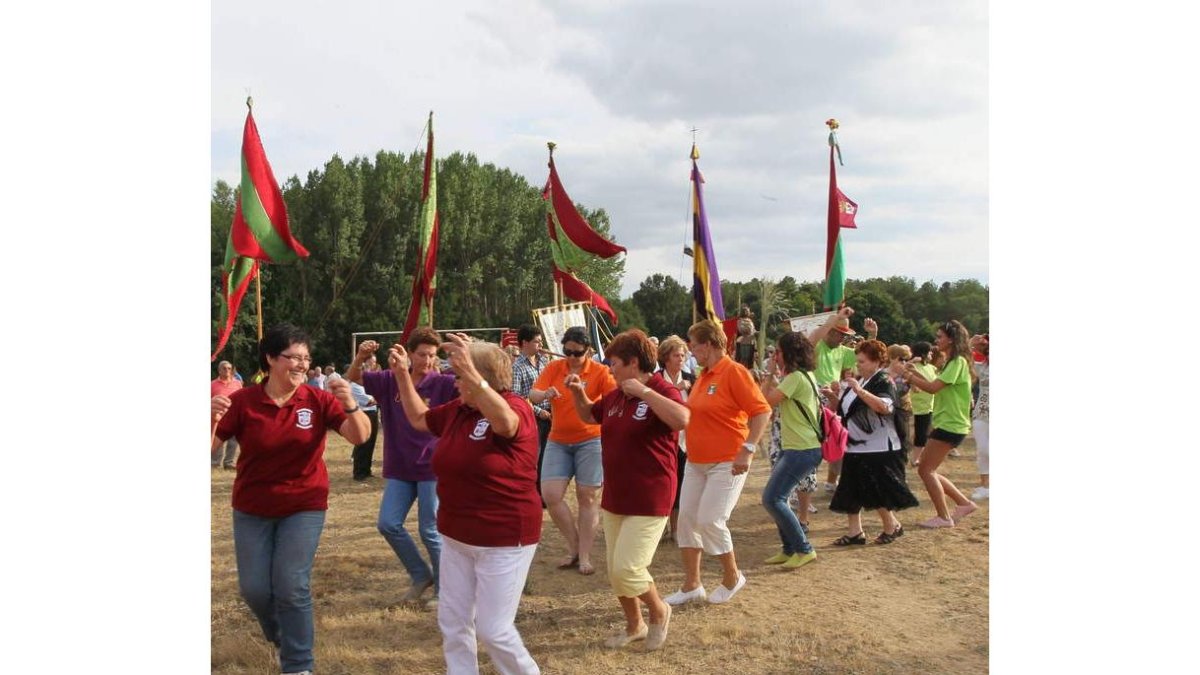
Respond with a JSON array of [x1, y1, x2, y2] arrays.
[[343, 405, 361, 414]]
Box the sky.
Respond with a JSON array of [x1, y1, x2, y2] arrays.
[[211, 0, 988, 299]]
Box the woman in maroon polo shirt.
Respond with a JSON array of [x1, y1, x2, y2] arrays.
[[211, 323, 370, 675], [388, 332, 542, 675], [567, 329, 690, 652]]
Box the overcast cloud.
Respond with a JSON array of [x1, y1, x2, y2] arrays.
[[212, 0, 987, 297]]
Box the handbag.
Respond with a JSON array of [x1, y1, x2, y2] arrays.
[[791, 372, 849, 463]]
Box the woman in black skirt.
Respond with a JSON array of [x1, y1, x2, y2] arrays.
[[821, 339, 919, 545]]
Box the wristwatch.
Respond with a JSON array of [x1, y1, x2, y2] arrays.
[[741, 441, 757, 454]]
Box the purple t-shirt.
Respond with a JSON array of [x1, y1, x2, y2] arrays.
[[362, 369, 458, 481]]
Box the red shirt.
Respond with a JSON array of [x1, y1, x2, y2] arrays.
[[426, 392, 542, 547], [215, 381, 348, 518], [591, 373, 682, 517], [211, 377, 242, 398]]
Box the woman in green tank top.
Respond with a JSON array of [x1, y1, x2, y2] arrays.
[[905, 320, 979, 529]]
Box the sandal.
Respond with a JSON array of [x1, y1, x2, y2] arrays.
[[556, 554, 579, 570], [578, 560, 596, 576], [832, 532, 867, 546], [874, 527, 902, 545]]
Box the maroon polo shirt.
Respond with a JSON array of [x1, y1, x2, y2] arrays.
[[216, 381, 348, 518], [591, 372, 682, 517], [426, 392, 542, 547]]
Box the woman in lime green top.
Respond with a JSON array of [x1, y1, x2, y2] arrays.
[[905, 320, 979, 529]]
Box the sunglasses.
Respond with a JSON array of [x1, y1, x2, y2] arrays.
[[563, 348, 588, 358]]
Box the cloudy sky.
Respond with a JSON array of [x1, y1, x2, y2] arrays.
[[212, 0, 987, 298]]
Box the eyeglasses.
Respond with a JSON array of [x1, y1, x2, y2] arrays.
[[563, 349, 587, 358], [278, 353, 313, 364]]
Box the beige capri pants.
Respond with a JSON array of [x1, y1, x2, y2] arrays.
[[601, 510, 668, 598]]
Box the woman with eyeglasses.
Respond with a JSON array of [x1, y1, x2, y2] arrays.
[[905, 320, 979, 528], [886, 344, 914, 459], [388, 333, 543, 674], [529, 326, 617, 576], [211, 324, 370, 675]]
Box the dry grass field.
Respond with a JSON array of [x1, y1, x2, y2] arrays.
[[212, 435, 988, 674]]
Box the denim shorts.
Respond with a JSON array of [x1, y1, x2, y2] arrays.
[[541, 437, 604, 486]]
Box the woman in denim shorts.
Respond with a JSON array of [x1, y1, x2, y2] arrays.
[[529, 326, 617, 575]]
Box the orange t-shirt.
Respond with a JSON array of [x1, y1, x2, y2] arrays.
[[685, 355, 771, 463], [534, 357, 617, 444]]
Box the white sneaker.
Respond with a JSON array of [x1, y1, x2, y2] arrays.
[[971, 486, 989, 501], [707, 573, 746, 604], [823, 482, 837, 494], [808, 503, 819, 514], [664, 586, 707, 606]]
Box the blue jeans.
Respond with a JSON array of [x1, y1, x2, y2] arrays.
[[232, 509, 325, 674], [761, 448, 822, 555], [378, 479, 441, 591]]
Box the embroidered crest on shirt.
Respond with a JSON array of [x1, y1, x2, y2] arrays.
[[707, 384, 717, 395], [469, 419, 491, 440], [633, 401, 649, 420], [296, 408, 314, 430]]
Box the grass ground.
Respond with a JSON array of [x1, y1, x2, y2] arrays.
[[212, 436, 988, 674]]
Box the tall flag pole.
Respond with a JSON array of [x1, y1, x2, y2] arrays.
[[542, 142, 624, 325], [690, 141, 725, 324], [402, 111, 440, 343], [822, 118, 858, 310], [212, 97, 309, 361]]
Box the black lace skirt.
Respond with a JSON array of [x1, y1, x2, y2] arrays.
[[829, 450, 920, 514]]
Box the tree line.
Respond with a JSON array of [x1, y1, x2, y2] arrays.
[[212, 150, 987, 372]]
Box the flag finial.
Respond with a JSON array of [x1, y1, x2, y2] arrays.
[[547, 141, 557, 158], [826, 118, 843, 166], [246, 96, 253, 111], [690, 126, 700, 160]]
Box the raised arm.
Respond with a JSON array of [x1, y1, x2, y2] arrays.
[[905, 362, 948, 394], [388, 343, 432, 433], [346, 339, 379, 384], [327, 378, 370, 443], [808, 306, 854, 345], [441, 333, 521, 439]]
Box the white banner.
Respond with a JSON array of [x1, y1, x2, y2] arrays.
[[785, 311, 836, 337], [532, 303, 590, 356]]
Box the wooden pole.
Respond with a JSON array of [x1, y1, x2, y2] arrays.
[[255, 265, 264, 341]]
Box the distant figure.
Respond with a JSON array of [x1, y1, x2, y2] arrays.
[[211, 360, 243, 470], [306, 368, 321, 388], [348, 357, 380, 481], [734, 306, 757, 371], [322, 365, 339, 389]]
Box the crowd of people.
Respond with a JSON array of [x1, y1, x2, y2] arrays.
[[211, 309, 989, 674]]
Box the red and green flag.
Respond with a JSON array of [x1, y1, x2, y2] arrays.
[[229, 101, 309, 263], [212, 100, 307, 361], [823, 119, 858, 310], [542, 144, 624, 324], [401, 112, 440, 343]]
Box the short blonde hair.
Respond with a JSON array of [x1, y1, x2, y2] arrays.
[[887, 344, 912, 362], [469, 342, 513, 391], [657, 335, 688, 369], [688, 320, 727, 352]]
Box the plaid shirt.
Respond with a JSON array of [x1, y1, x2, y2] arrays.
[[512, 352, 552, 417]]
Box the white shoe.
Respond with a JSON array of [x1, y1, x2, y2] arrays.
[[707, 573, 746, 604], [971, 487, 989, 501], [664, 586, 707, 606], [283, 671, 313, 675], [808, 503, 819, 514], [823, 482, 837, 494]]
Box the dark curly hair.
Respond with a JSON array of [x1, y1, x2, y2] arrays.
[[776, 331, 815, 373]]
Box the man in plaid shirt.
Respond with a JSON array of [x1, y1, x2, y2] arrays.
[[512, 324, 553, 497]]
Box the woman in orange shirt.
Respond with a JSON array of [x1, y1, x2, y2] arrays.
[[529, 326, 617, 576], [664, 320, 772, 606]]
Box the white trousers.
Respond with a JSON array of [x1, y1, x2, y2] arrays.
[[973, 419, 989, 475], [439, 535, 540, 675], [676, 460, 748, 556]]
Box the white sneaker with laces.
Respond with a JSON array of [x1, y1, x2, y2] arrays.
[[664, 586, 707, 606], [971, 486, 989, 501], [707, 573, 746, 604]]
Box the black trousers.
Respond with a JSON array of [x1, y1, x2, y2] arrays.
[[352, 409, 380, 479], [535, 417, 551, 505]]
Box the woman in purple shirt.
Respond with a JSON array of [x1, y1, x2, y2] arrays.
[[348, 328, 458, 609]]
